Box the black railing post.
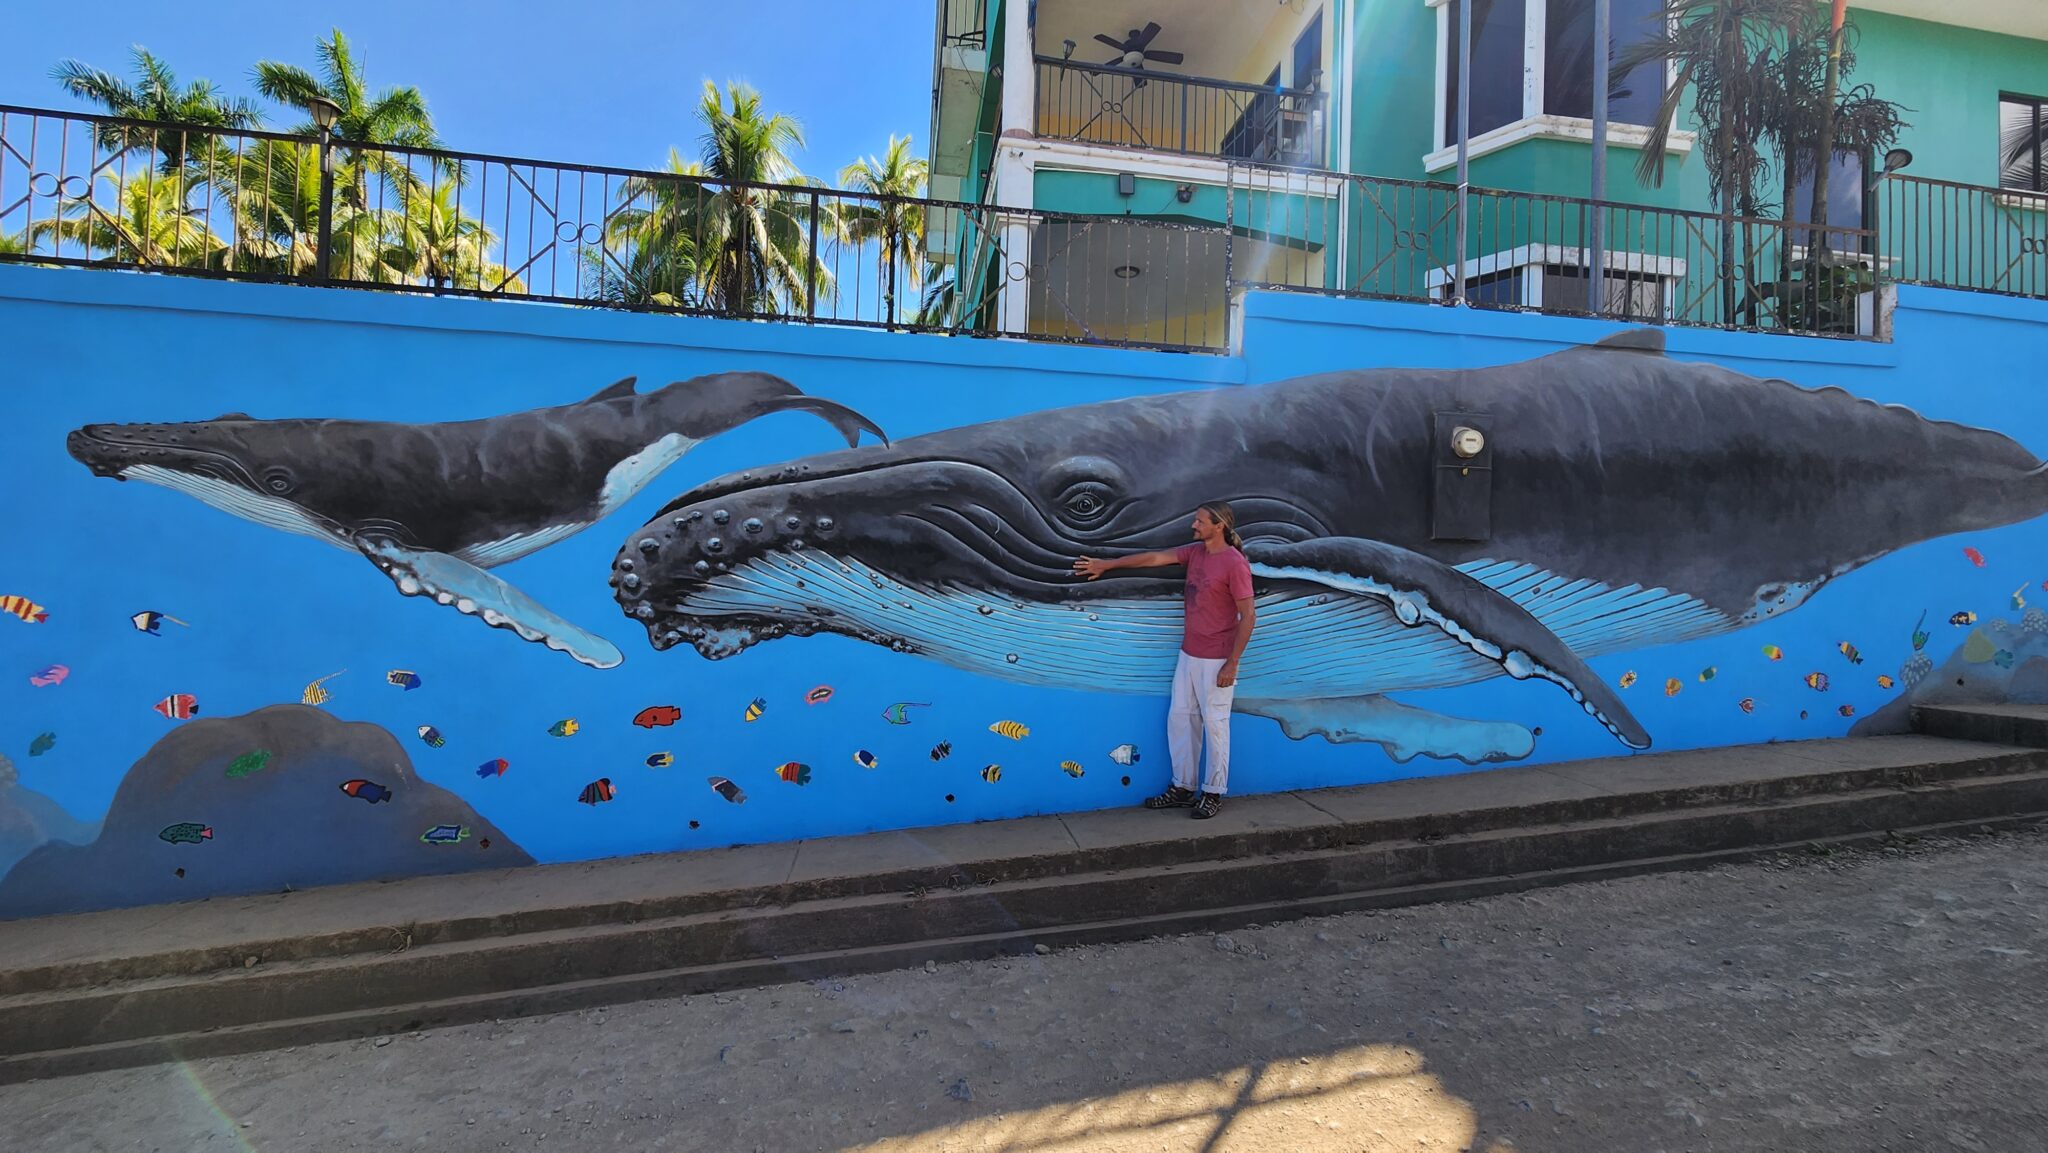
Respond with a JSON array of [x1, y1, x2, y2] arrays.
[[315, 125, 336, 282], [807, 190, 820, 322], [1180, 82, 1189, 154]]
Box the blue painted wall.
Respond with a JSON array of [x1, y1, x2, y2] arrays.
[[3, 264, 2045, 917]]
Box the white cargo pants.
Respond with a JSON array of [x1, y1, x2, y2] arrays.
[[1167, 650, 1234, 795]]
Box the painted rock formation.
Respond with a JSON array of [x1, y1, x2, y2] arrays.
[[0, 751, 99, 879]]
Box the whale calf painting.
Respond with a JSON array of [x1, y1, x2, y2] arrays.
[[66, 373, 886, 668], [612, 331, 2048, 764]]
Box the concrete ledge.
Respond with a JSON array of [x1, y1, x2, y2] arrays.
[[1, 728, 2043, 1082]]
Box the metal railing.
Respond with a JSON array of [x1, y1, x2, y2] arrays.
[[1034, 58, 1328, 169], [1878, 174, 2048, 299], [0, 103, 1226, 348], [937, 0, 987, 49], [1226, 167, 1883, 338]]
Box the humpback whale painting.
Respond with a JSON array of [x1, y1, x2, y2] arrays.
[[611, 332, 2048, 764], [66, 373, 886, 669]]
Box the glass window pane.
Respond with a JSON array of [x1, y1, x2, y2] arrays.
[[1446, 0, 1529, 142], [1789, 150, 1867, 248], [1546, 0, 1665, 124], [2001, 97, 2044, 193]]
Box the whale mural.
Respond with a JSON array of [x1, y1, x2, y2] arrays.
[[610, 331, 2048, 763], [65, 373, 887, 669]]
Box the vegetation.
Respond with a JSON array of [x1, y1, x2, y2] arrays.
[[50, 48, 257, 172], [838, 134, 929, 325]]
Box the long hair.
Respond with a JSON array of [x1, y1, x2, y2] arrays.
[[1199, 500, 1243, 551]]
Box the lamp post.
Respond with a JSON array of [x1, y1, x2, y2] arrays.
[[1589, 0, 1611, 313], [308, 94, 342, 282]]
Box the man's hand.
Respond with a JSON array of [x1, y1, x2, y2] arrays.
[[1072, 557, 1110, 581], [1216, 660, 1238, 689]]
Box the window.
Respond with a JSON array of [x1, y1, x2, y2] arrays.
[[1444, 0, 1529, 142], [1545, 0, 1664, 125], [2001, 94, 2046, 193], [1292, 9, 1324, 91], [1789, 150, 1867, 250]]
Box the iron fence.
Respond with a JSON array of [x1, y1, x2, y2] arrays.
[[1878, 174, 2048, 300], [1034, 58, 1328, 168], [937, 0, 987, 49], [0, 103, 1230, 348], [1225, 167, 1883, 338]]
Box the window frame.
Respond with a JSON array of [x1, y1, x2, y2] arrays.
[[2000, 92, 2048, 194]]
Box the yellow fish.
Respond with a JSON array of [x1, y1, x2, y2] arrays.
[[1664, 678, 1682, 697], [1059, 760, 1085, 778], [301, 670, 346, 706], [1618, 670, 1638, 689], [2014, 586, 2029, 611], [989, 720, 1030, 740], [980, 764, 1002, 783], [1698, 666, 1717, 682], [743, 697, 766, 722], [1761, 644, 1783, 661], [1876, 675, 1895, 690]]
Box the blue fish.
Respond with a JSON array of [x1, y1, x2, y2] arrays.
[[1995, 649, 2017, 669], [417, 725, 445, 748], [387, 669, 423, 691], [420, 823, 468, 845], [879, 701, 931, 725], [339, 778, 392, 804]]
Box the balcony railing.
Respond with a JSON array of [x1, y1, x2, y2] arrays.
[[1878, 174, 2048, 299], [1034, 58, 1328, 169], [937, 0, 987, 50]]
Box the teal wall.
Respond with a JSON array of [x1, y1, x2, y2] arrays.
[[1853, 11, 2048, 189]]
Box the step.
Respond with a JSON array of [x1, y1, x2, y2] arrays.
[[1, 731, 2043, 1083], [1914, 703, 2048, 749]]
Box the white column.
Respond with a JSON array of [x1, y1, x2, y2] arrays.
[[991, 144, 1036, 334], [1000, 0, 1035, 138]]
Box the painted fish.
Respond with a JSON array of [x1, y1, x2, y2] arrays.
[[475, 758, 509, 779], [28, 664, 68, 688], [1838, 642, 1863, 665], [1995, 649, 2017, 669], [645, 752, 674, 768], [1737, 697, 1756, 714], [708, 775, 747, 804], [880, 701, 931, 725], [634, 704, 682, 729], [989, 720, 1030, 740], [1663, 678, 1682, 698], [225, 750, 271, 778], [1059, 760, 1085, 778], [1108, 743, 1141, 766], [1877, 675, 1895, 690], [2016, 586, 2030, 611], [852, 749, 879, 769], [340, 778, 392, 803], [743, 697, 766, 722], [1951, 611, 1978, 627], [1838, 704, 1857, 718], [929, 740, 953, 761], [775, 761, 813, 786], [301, 670, 345, 706], [420, 823, 469, 844], [981, 764, 1002, 783], [28, 732, 54, 757], [1698, 666, 1717, 682], [416, 725, 445, 748], [154, 693, 199, 720], [1964, 546, 1986, 567], [1911, 612, 1929, 651], [0, 595, 48, 623], [386, 670, 423, 691], [1805, 672, 1830, 691], [549, 718, 579, 737], [1618, 670, 1638, 689], [159, 822, 212, 845], [578, 778, 617, 805], [131, 610, 187, 634], [1761, 644, 1784, 661], [804, 685, 834, 705]]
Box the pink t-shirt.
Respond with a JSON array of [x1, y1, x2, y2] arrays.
[[1176, 543, 1254, 659]]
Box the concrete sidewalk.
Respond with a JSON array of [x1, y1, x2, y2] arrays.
[[2, 704, 2045, 1082]]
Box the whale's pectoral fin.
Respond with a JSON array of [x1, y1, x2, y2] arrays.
[[1237, 695, 1536, 764], [354, 536, 625, 670], [1245, 537, 1651, 750]]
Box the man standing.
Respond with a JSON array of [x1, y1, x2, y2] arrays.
[[1072, 502, 1256, 818]]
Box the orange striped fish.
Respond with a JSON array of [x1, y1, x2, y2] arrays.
[[0, 595, 48, 623]]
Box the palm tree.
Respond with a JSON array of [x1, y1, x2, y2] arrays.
[[386, 180, 521, 292], [28, 169, 225, 268], [214, 138, 406, 281], [838, 135, 929, 325], [689, 80, 830, 314], [253, 28, 446, 205], [51, 47, 259, 172], [592, 149, 708, 308]]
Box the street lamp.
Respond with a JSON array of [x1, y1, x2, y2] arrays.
[[308, 94, 342, 281]]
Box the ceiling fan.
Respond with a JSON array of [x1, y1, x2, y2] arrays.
[[1094, 22, 1185, 71]]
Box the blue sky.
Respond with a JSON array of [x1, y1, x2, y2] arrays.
[[0, 0, 939, 183]]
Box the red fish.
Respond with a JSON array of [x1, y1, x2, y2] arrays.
[[1964, 547, 1986, 567], [154, 693, 199, 720], [578, 777, 617, 805], [634, 705, 682, 729]]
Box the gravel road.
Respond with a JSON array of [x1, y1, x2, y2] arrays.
[[8, 825, 2047, 1152]]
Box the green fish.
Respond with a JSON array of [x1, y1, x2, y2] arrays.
[[1911, 611, 1929, 652], [28, 732, 55, 757], [159, 822, 213, 845], [225, 749, 272, 778]]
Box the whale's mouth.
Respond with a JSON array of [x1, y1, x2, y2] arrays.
[[67, 424, 257, 483]]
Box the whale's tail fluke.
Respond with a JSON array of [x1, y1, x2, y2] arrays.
[[760, 394, 890, 448]]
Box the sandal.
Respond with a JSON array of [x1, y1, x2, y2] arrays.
[[1191, 792, 1224, 819], [1143, 785, 1197, 809]]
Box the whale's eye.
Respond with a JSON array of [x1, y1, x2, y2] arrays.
[[1058, 482, 1116, 524], [261, 467, 296, 495]]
